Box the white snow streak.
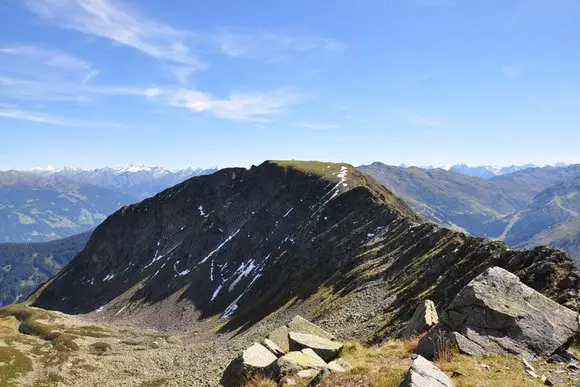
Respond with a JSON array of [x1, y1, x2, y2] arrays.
[[144, 241, 182, 270], [228, 259, 256, 292], [211, 284, 223, 301], [103, 273, 116, 282], [198, 205, 209, 218], [199, 229, 240, 264]]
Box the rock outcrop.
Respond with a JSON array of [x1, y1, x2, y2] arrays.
[[289, 332, 343, 361], [221, 343, 278, 386], [222, 315, 350, 386], [402, 299, 438, 338], [418, 267, 580, 360], [398, 354, 454, 387]]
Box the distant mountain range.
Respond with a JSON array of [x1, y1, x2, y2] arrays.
[[446, 164, 540, 179], [0, 165, 218, 243], [359, 163, 580, 264], [32, 164, 218, 199], [0, 171, 135, 243]]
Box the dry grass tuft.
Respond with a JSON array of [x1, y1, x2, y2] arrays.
[[432, 330, 456, 363], [244, 374, 278, 387], [321, 339, 417, 386]]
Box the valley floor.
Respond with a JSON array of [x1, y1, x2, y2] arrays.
[[0, 304, 255, 386]]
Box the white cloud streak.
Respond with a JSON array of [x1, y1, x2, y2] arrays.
[[25, 0, 206, 70], [81, 70, 99, 84], [0, 44, 91, 70], [215, 30, 346, 60], [0, 105, 126, 127], [169, 88, 300, 122]]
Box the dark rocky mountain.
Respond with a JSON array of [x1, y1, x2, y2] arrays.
[[33, 165, 218, 199], [31, 161, 577, 342], [0, 171, 136, 242], [360, 162, 580, 264], [0, 232, 89, 306]]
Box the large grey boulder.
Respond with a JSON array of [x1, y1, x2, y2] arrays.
[[289, 331, 344, 361], [403, 299, 439, 338], [418, 267, 580, 360], [277, 350, 328, 376], [398, 355, 453, 387], [263, 338, 285, 357], [268, 325, 291, 353], [242, 343, 278, 371], [288, 315, 336, 340], [221, 343, 278, 386]]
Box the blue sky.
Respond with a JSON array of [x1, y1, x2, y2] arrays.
[[0, 0, 579, 169]]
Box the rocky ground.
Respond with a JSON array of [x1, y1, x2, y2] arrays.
[[0, 303, 271, 386]]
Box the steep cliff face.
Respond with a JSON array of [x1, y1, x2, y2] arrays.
[[32, 161, 578, 340]]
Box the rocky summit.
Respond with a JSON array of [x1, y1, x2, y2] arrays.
[[31, 161, 577, 339]]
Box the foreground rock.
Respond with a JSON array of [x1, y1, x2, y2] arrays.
[[224, 315, 349, 386], [418, 267, 580, 360], [402, 299, 439, 338], [288, 315, 336, 340], [222, 343, 278, 386], [289, 332, 343, 361], [277, 350, 328, 375], [398, 354, 453, 387], [263, 338, 285, 357]]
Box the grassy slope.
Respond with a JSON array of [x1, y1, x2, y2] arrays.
[[248, 338, 580, 387]]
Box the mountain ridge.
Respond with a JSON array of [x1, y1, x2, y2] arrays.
[[30, 160, 577, 344]]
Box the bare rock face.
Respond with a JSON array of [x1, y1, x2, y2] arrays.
[[398, 354, 454, 387], [402, 299, 439, 338], [418, 267, 580, 360], [289, 332, 344, 361]]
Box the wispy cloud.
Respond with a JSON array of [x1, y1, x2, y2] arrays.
[[298, 122, 340, 130], [0, 76, 91, 102], [0, 44, 90, 70], [215, 30, 346, 61], [163, 65, 196, 85], [0, 72, 160, 102], [169, 88, 300, 122], [81, 70, 99, 84], [25, 0, 206, 71], [0, 105, 126, 127], [0, 43, 100, 100]]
